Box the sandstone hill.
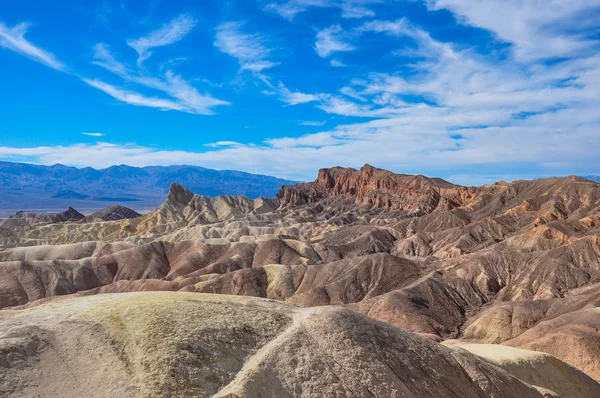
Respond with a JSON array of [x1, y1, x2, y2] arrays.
[[2, 164, 600, 393], [1, 291, 598, 397]]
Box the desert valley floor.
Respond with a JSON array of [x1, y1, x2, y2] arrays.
[[2, 165, 600, 397]]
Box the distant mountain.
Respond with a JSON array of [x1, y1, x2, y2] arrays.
[[583, 175, 600, 182], [0, 161, 295, 215]]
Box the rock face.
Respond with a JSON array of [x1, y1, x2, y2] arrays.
[[1, 291, 597, 397], [278, 164, 475, 214], [2, 165, 600, 388]]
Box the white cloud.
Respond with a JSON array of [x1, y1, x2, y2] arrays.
[[272, 82, 323, 105], [339, 86, 367, 101], [265, 0, 378, 20], [340, 4, 375, 19], [300, 120, 326, 126], [90, 44, 229, 114], [0, 18, 226, 116], [83, 79, 189, 112], [159, 71, 230, 114], [315, 24, 355, 58], [82, 132, 105, 137], [425, 0, 600, 60], [127, 14, 196, 65], [92, 43, 128, 75], [317, 96, 374, 116], [204, 141, 244, 148], [214, 22, 279, 73], [360, 18, 457, 60], [265, 132, 342, 148], [330, 59, 346, 67], [0, 22, 65, 70]]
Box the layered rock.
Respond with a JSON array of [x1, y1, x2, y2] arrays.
[[278, 164, 475, 214]]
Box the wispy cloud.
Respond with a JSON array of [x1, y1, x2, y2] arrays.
[[265, 0, 377, 20], [92, 43, 128, 75], [214, 22, 279, 74], [204, 141, 245, 148], [315, 25, 355, 58], [360, 18, 457, 60], [270, 82, 323, 105], [0, 17, 226, 116], [300, 120, 326, 126], [83, 78, 190, 111], [90, 43, 229, 114], [0, 22, 65, 70], [82, 132, 105, 137], [330, 59, 346, 67], [340, 4, 375, 19], [127, 14, 196, 65]]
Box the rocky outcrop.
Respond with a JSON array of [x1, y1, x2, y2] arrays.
[[278, 164, 475, 214]]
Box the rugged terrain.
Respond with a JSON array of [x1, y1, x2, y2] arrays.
[[2, 164, 600, 396]]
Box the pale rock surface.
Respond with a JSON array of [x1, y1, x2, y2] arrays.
[[1, 292, 593, 397]]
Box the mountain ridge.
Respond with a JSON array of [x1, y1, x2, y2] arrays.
[[0, 161, 295, 215]]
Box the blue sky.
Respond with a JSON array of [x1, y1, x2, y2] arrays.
[[0, 0, 599, 184]]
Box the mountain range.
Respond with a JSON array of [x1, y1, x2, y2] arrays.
[[2, 165, 600, 396], [0, 161, 294, 216]]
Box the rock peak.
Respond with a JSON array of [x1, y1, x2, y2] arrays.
[[360, 164, 378, 174], [167, 182, 194, 208], [61, 207, 85, 221]]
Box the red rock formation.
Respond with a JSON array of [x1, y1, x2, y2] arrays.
[[278, 164, 475, 214]]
